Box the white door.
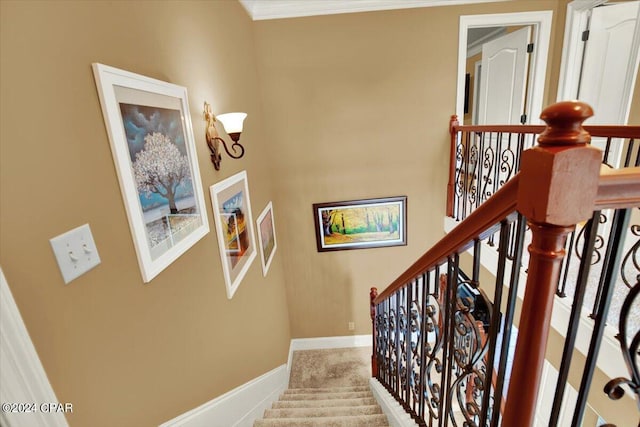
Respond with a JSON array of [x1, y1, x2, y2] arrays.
[[579, 1, 640, 124], [477, 26, 532, 125], [579, 1, 640, 166]]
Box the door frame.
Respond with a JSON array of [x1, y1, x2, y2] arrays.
[[556, 0, 640, 124], [457, 11, 553, 124]]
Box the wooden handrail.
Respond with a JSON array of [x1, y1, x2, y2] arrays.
[[374, 175, 519, 304], [595, 166, 640, 209], [374, 163, 639, 307], [450, 123, 640, 139]]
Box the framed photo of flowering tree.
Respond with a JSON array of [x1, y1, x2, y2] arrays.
[[92, 63, 209, 283]]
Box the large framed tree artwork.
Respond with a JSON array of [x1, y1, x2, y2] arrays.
[[93, 63, 209, 283]]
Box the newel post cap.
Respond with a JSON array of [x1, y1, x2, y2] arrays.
[[517, 101, 602, 226], [538, 101, 593, 146]]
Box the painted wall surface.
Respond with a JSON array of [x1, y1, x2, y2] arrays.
[[1, 0, 638, 426], [0, 1, 291, 426], [253, 0, 564, 339]]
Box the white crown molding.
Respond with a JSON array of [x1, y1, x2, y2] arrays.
[[238, 0, 512, 21]]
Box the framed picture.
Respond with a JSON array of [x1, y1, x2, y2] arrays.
[[92, 63, 209, 283], [210, 171, 257, 298], [312, 196, 407, 252], [256, 202, 277, 276]]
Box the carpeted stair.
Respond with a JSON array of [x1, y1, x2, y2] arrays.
[[253, 347, 390, 427]]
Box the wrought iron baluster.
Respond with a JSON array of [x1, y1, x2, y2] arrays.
[[603, 136, 613, 165], [571, 208, 632, 427], [592, 212, 613, 319], [419, 272, 429, 423], [557, 229, 576, 298], [549, 212, 601, 426], [479, 221, 511, 425], [604, 279, 640, 410], [442, 257, 458, 426], [623, 138, 634, 168], [620, 217, 639, 289], [490, 214, 527, 427]]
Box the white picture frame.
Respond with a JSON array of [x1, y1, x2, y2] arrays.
[[92, 63, 209, 283], [210, 171, 257, 299], [256, 201, 277, 276]]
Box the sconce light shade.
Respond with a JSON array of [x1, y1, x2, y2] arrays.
[[216, 112, 247, 141], [204, 102, 247, 170]]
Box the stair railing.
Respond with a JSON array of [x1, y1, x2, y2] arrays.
[[370, 101, 640, 427]]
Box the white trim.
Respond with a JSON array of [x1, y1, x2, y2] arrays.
[[158, 364, 288, 427], [370, 378, 419, 427], [472, 60, 482, 125], [457, 11, 553, 125], [0, 268, 69, 427], [160, 335, 374, 427], [556, 2, 597, 101], [239, 0, 511, 21], [467, 27, 506, 58], [286, 334, 372, 378]]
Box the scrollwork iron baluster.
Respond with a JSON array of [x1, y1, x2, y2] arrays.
[[604, 279, 640, 410]]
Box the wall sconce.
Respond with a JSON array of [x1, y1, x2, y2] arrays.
[[204, 101, 247, 170]]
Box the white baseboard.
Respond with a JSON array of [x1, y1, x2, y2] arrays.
[[369, 378, 419, 427], [159, 335, 374, 427], [158, 364, 287, 427]]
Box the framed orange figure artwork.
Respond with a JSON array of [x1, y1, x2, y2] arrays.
[[210, 171, 257, 298], [256, 201, 277, 276], [312, 196, 407, 252]]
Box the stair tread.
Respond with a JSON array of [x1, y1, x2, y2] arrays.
[[284, 386, 370, 394], [264, 405, 383, 418], [272, 397, 378, 409], [254, 414, 389, 427], [279, 391, 373, 401]]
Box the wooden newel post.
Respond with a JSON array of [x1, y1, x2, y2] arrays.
[[370, 287, 378, 377], [447, 114, 459, 217], [503, 101, 603, 426]]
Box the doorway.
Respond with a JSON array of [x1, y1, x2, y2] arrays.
[[456, 11, 553, 125], [557, 0, 640, 167]]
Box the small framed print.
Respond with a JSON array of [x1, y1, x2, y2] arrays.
[[256, 202, 277, 276], [210, 171, 257, 298]]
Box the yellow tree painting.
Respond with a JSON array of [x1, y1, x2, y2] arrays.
[[313, 197, 407, 252]]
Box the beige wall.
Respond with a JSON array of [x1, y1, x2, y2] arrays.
[[1, 0, 638, 426], [253, 0, 564, 339], [0, 1, 291, 426]]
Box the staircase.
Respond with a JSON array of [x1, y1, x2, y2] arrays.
[[253, 347, 390, 427]]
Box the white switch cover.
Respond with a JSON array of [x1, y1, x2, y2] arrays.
[[50, 224, 101, 284]]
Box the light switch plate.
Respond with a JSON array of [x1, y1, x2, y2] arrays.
[[50, 224, 101, 284]]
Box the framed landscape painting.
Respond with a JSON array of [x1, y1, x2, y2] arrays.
[[313, 196, 407, 252], [256, 202, 277, 276], [92, 63, 209, 283], [210, 171, 257, 299]]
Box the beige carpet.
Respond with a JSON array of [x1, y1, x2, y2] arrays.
[[253, 347, 390, 427]]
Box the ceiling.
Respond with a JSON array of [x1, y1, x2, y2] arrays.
[[238, 0, 511, 21]]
